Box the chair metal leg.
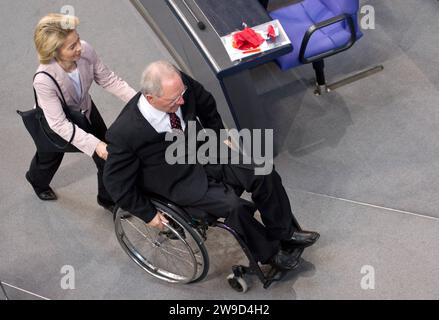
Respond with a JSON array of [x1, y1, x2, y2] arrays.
[[312, 60, 329, 96], [0, 281, 8, 300], [311, 59, 384, 95], [326, 65, 384, 92]]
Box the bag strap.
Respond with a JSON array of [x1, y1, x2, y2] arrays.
[[33, 71, 68, 107], [38, 110, 76, 149], [33, 71, 76, 150]]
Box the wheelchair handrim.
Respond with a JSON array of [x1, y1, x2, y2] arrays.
[[114, 207, 209, 284]]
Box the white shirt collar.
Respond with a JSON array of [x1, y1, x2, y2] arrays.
[[137, 94, 186, 132], [138, 94, 167, 123]]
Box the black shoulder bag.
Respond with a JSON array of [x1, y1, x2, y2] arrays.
[[17, 71, 92, 153]]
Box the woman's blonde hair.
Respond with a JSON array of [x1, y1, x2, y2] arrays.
[[34, 13, 80, 64]]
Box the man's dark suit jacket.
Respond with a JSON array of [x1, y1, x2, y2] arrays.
[[103, 73, 225, 223]]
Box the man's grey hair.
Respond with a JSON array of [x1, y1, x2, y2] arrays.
[[140, 60, 181, 96]]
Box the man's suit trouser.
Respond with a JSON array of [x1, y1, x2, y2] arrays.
[[185, 164, 300, 263], [27, 102, 113, 203]]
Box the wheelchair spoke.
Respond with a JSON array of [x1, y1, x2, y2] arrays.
[[123, 218, 197, 275], [161, 243, 204, 262], [149, 247, 194, 280], [156, 241, 195, 265], [123, 218, 169, 247]]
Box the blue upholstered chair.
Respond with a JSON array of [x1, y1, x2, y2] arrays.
[[268, 0, 383, 94]]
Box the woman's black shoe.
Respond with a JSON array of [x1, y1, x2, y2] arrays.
[[97, 197, 116, 214], [97, 197, 131, 219], [25, 172, 57, 201], [36, 189, 57, 201]]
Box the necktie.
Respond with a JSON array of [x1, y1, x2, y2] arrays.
[[168, 112, 183, 131]]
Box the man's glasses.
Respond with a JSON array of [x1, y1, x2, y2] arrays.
[[159, 86, 187, 105]]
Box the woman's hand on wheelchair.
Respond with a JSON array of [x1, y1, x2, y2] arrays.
[[147, 211, 169, 230], [95, 141, 108, 160]]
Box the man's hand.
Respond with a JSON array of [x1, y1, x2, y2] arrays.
[[95, 141, 108, 160], [146, 211, 169, 230], [223, 137, 238, 151]]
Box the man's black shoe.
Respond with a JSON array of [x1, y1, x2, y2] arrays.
[[26, 172, 57, 201], [281, 230, 320, 250], [269, 250, 300, 271]]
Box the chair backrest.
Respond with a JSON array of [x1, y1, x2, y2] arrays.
[[319, 0, 361, 37], [320, 0, 359, 15], [270, 0, 363, 69], [291, 0, 361, 35]]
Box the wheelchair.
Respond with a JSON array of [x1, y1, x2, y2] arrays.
[[114, 195, 304, 293]]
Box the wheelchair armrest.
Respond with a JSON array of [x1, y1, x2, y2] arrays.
[[299, 13, 357, 64]]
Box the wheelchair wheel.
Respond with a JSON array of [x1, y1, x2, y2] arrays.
[[114, 200, 209, 284]]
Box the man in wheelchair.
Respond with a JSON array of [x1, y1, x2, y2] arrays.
[[103, 60, 319, 271]]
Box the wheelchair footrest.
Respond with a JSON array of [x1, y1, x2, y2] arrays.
[[232, 265, 252, 277], [263, 267, 289, 289]]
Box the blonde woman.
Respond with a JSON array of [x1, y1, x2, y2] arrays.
[[25, 13, 136, 213]]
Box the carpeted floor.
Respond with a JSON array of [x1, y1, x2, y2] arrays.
[[1, 0, 438, 300]]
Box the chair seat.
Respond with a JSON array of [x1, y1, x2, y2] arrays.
[[270, 0, 363, 70]]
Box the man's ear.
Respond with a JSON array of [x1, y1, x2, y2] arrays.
[[145, 94, 154, 104]]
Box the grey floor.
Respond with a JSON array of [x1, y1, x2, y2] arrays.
[[1, 0, 439, 300]]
